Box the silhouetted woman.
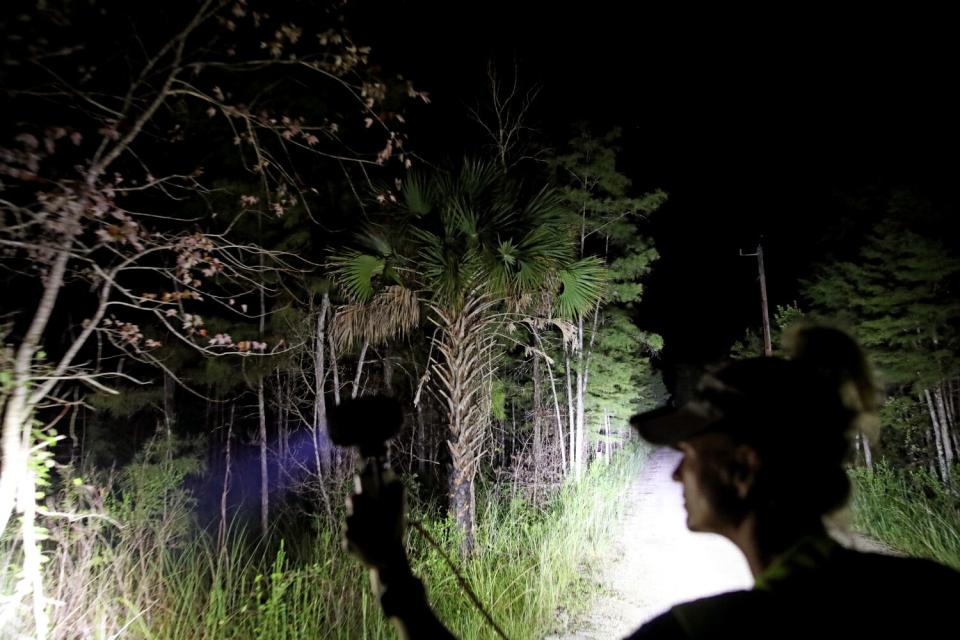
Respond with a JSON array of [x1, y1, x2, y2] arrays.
[[345, 325, 960, 639]]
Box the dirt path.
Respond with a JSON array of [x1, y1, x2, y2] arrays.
[[548, 448, 893, 639], [548, 448, 753, 639]]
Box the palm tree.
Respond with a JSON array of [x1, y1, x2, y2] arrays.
[[331, 160, 604, 551]]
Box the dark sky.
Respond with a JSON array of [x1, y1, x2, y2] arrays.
[[352, 2, 960, 371]]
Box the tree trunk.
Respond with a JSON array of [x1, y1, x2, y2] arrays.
[[574, 315, 587, 480], [275, 369, 289, 482], [352, 339, 369, 400], [0, 237, 73, 541], [924, 389, 949, 481], [432, 298, 495, 554], [163, 370, 177, 437], [218, 403, 235, 551], [544, 356, 566, 475], [417, 402, 428, 477], [532, 347, 543, 470], [531, 326, 566, 474], [0, 234, 74, 638], [934, 385, 955, 472], [565, 351, 575, 477], [68, 390, 80, 466], [312, 294, 332, 473], [946, 378, 959, 456], [382, 345, 395, 394], [329, 314, 341, 407], [258, 378, 269, 536], [409, 363, 429, 476]]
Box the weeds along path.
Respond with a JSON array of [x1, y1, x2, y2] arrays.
[[549, 447, 753, 639]]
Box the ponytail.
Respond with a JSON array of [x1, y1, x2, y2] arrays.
[[783, 323, 882, 444]]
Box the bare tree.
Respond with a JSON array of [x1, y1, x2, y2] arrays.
[[468, 61, 544, 171], [0, 2, 417, 634]]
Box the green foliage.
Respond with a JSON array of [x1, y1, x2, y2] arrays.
[[551, 126, 667, 441], [490, 377, 507, 422], [14, 444, 647, 638], [108, 435, 205, 545], [411, 448, 646, 639], [556, 256, 607, 320], [331, 160, 601, 314], [199, 355, 246, 396], [801, 202, 960, 391], [328, 250, 387, 303], [851, 463, 960, 570], [729, 302, 805, 359], [797, 191, 960, 476], [878, 395, 932, 466], [551, 127, 666, 246], [586, 309, 666, 426], [87, 387, 163, 418]]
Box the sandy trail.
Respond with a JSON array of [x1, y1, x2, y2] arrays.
[[548, 448, 753, 638], [548, 448, 889, 639]]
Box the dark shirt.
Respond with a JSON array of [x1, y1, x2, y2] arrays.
[[624, 535, 960, 639]]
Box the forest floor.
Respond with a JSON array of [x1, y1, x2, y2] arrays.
[[548, 447, 893, 639]]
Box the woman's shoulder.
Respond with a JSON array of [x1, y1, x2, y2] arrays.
[[623, 550, 960, 639], [623, 590, 771, 639], [835, 547, 960, 591]]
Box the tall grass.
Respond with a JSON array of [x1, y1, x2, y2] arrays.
[[413, 447, 646, 639], [850, 462, 960, 570], [3, 446, 646, 638]]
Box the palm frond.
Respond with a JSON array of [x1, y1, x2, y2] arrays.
[[328, 250, 384, 303], [402, 172, 433, 217], [458, 159, 498, 200], [556, 256, 607, 319], [522, 185, 567, 227], [332, 285, 420, 349], [358, 225, 395, 258]]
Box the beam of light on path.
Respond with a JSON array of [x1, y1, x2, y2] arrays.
[[550, 448, 754, 639], [622, 448, 754, 625]]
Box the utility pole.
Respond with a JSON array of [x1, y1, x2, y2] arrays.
[[740, 242, 773, 356]]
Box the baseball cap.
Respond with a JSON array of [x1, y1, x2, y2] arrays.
[[629, 357, 837, 447]]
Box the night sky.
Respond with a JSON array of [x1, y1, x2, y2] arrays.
[[356, 2, 960, 376]]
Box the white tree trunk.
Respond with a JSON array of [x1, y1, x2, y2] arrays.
[[565, 352, 575, 476], [924, 390, 949, 481], [351, 339, 369, 400], [328, 314, 341, 407], [542, 349, 567, 474], [575, 363, 586, 480], [218, 404, 234, 550], [934, 385, 955, 471], [312, 294, 331, 473], [258, 378, 269, 535]]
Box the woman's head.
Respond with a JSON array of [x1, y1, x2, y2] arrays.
[[633, 324, 881, 531]]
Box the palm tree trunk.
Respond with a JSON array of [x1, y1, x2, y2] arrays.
[[432, 298, 496, 554]]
